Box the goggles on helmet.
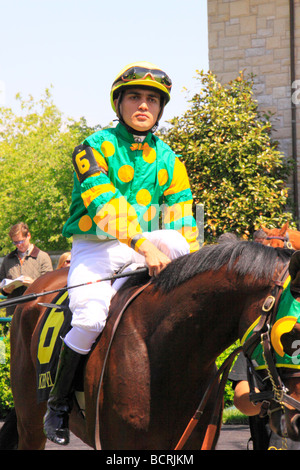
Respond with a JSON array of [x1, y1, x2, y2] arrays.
[[112, 66, 172, 90]]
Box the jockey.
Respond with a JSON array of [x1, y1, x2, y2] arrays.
[[44, 61, 199, 445]]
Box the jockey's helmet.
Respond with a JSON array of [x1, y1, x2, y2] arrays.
[[110, 61, 172, 115]]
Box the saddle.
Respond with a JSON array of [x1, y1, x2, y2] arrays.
[[36, 268, 151, 405]]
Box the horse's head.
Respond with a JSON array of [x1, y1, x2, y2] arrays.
[[244, 249, 300, 442], [258, 222, 290, 249]]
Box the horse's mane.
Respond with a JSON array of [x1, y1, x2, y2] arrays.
[[123, 240, 293, 294], [155, 240, 293, 292]]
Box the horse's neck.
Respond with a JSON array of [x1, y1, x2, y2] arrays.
[[154, 287, 241, 362]]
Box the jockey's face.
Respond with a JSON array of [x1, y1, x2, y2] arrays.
[[117, 88, 161, 133]]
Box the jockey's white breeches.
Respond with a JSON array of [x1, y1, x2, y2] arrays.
[[64, 230, 189, 354]]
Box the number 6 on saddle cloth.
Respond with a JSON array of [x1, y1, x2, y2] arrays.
[[36, 291, 73, 403]]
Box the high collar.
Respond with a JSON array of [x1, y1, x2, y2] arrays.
[[115, 122, 154, 144], [9, 244, 40, 259]]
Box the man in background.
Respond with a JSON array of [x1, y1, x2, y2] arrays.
[[0, 222, 53, 315]]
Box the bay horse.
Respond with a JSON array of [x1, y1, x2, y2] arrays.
[[3, 240, 300, 450], [259, 222, 300, 250]]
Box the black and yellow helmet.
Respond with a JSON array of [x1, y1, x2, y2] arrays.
[[110, 61, 172, 113]]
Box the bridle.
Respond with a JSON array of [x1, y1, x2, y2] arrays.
[[242, 264, 300, 417], [265, 232, 294, 250], [175, 261, 300, 450]]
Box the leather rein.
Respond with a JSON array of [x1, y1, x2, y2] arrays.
[[176, 263, 300, 450]]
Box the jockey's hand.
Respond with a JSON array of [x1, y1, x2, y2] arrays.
[[137, 239, 171, 277]]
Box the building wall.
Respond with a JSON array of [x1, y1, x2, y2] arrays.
[[207, 0, 300, 218]]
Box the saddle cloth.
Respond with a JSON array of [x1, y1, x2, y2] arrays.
[[36, 290, 72, 403]]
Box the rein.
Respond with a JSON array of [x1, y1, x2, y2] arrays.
[[174, 345, 242, 450]]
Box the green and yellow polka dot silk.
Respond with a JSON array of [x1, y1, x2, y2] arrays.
[[63, 123, 199, 252]]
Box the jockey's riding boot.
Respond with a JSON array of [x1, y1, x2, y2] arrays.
[[43, 342, 82, 446]]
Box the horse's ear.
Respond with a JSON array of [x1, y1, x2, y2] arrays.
[[277, 222, 288, 236], [261, 226, 271, 235]]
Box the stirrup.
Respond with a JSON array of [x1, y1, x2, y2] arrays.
[[44, 407, 70, 445]]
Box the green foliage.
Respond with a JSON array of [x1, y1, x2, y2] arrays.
[[222, 406, 248, 424], [0, 332, 13, 417], [0, 89, 101, 255], [160, 71, 295, 241]]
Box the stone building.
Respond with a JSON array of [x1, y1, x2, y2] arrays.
[[207, 0, 300, 221]]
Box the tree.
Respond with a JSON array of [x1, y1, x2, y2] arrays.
[[0, 89, 101, 255], [159, 71, 295, 241]]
